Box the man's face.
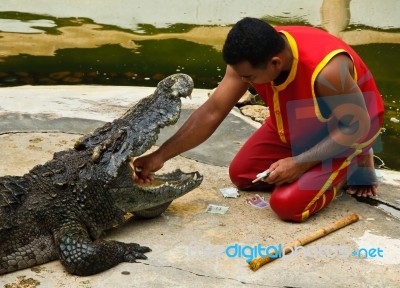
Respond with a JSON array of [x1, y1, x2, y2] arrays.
[[230, 60, 280, 84]]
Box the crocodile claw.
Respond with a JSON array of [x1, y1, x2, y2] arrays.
[[123, 243, 152, 262]]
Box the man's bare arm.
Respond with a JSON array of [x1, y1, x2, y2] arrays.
[[294, 53, 371, 165]]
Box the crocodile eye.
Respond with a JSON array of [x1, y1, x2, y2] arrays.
[[163, 77, 175, 88]]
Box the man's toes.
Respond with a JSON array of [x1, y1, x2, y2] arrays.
[[368, 187, 378, 197], [360, 187, 367, 197], [346, 187, 356, 195], [348, 185, 378, 198], [372, 185, 378, 196]]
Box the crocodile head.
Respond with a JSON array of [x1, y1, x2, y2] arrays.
[[72, 74, 202, 216], [75, 73, 203, 216]]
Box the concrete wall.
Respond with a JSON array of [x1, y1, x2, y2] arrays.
[[0, 0, 399, 31]]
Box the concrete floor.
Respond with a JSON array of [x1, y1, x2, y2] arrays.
[[0, 85, 399, 288]]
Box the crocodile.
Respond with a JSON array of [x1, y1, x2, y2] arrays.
[[0, 74, 203, 276]]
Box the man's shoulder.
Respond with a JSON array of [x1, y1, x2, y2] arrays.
[[275, 25, 327, 34]]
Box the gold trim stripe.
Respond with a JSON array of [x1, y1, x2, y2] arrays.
[[352, 130, 382, 149], [273, 31, 299, 91], [303, 149, 359, 213], [321, 194, 326, 209], [271, 30, 299, 143], [272, 88, 287, 143], [302, 128, 381, 218], [301, 210, 310, 221], [311, 49, 347, 122], [332, 186, 337, 199]]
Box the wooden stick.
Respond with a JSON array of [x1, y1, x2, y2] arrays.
[[248, 213, 359, 271]]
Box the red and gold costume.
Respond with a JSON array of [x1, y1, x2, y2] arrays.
[[229, 26, 384, 222]]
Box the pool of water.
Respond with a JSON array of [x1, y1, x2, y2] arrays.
[[0, 0, 399, 170]]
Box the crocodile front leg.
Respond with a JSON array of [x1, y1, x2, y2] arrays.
[[54, 222, 151, 276]]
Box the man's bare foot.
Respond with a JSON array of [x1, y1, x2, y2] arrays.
[[346, 184, 377, 197], [345, 151, 378, 198]]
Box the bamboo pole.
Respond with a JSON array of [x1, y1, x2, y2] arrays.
[[248, 213, 359, 271]]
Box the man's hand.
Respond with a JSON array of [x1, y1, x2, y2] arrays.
[[132, 151, 165, 183], [264, 157, 314, 186]]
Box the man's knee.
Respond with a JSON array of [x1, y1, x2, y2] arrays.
[[229, 164, 274, 191], [269, 186, 303, 222], [228, 164, 249, 190]]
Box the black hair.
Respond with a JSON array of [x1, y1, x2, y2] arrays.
[[222, 17, 285, 68]]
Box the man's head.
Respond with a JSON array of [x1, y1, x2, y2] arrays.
[[222, 17, 286, 84], [223, 17, 285, 68]]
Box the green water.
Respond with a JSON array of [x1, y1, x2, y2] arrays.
[[0, 41, 225, 88], [0, 13, 399, 170], [352, 44, 400, 170]]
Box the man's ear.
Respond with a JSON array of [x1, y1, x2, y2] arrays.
[[270, 56, 282, 68]]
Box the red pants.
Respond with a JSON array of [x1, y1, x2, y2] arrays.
[[229, 118, 374, 222]]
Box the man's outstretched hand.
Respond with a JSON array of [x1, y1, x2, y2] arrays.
[[131, 152, 164, 183]]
